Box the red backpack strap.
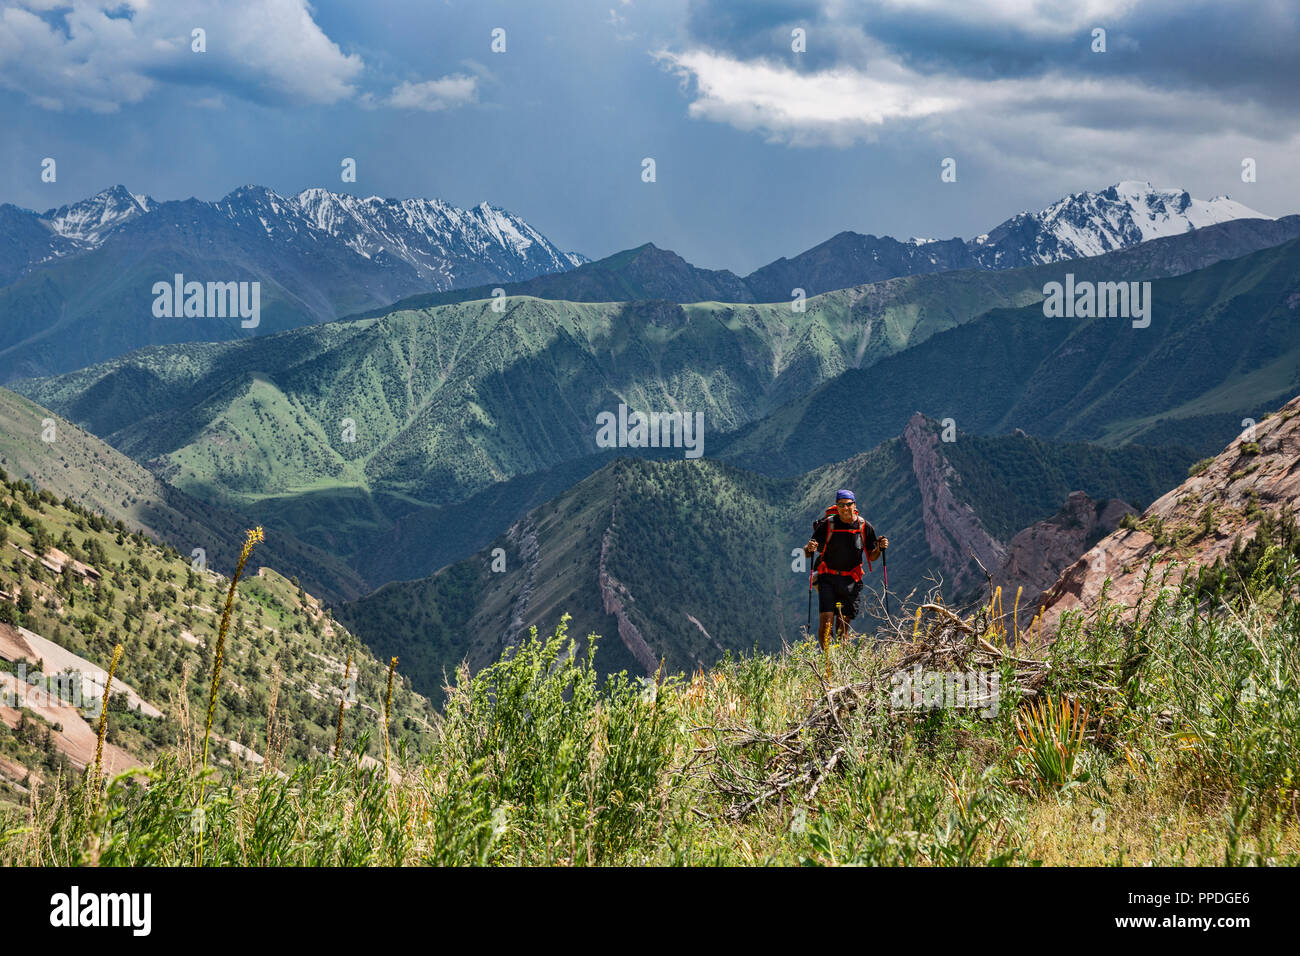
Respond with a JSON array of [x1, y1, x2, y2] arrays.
[[860, 517, 872, 573]]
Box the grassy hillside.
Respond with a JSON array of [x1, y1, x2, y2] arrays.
[[5, 546, 1295, 866], [338, 418, 1191, 703], [0, 469, 435, 806], [0, 386, 368, 603]]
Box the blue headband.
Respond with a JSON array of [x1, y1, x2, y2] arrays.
[[835, 489, 855, 503]]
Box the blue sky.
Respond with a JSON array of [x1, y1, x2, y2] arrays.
[[2, 0, 1298, 273]]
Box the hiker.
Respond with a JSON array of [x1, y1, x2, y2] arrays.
[[802, 489, 888, 651]]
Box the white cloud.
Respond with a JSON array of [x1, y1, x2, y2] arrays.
[[383, 75, 478, 111], [0, 0, 363, 112], [656, 48, 958, 146], [657, 45, 1287, 151]]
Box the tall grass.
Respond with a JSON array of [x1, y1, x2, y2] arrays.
[[1015, 696, 1089, 792], [196, 526, 262, 864], [384, 656, 398, 776], [90, 643, 124, 798], [433, 615, 678, 864]]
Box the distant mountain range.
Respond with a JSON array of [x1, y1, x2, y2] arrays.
[[0, 181, 1279, 380], [355, 182, 1279, 314], [4, 177, 1298, 699], [6, 184, 584, 286], [15, 219, 1300, 607], [0, 185, 584, 380]]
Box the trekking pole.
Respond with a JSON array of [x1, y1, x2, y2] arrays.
[[807, 560, 814, 632], [828, 601, 841, 681], [881, 545, 890, 618]]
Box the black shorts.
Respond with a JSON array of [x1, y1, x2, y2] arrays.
[[816, 573, 862, 618]]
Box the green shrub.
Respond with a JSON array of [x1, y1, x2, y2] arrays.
[[435, 615, 679, 863]]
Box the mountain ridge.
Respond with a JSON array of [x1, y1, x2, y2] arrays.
[[0, 184, 585, 380], [350, 183, 1286, 315]]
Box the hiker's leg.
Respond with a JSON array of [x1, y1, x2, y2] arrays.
[[817, 612, 834, 651], [840, 581, 862, 638], [815, 579, 836, 650]]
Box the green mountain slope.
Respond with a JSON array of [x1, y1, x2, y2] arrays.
[[0, 386, 368, 602], [0, 186, 583, 383], [16, 228, 1296, 598], [337, 417, 1191, 702], [0, 470, 435, 805], [720, 236, 1300, 473], [12, 276, 1046, 567]]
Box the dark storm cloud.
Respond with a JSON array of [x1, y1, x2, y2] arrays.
[[681, 0, 1300, 112]]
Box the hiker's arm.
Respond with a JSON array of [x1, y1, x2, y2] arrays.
[[803, 522, 824, 557], [867, 535, 888, 561]]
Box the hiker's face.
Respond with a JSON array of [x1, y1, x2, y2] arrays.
[[836, 500, 855, 519]]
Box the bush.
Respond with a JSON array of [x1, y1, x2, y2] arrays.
[[435, 615, 678, 864]]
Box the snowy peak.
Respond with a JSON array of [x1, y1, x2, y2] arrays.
[[283, 187, 579, 283], [3, 183, 583, 296], [40, 185, 149, 245], [974, 181, 1273, 268]]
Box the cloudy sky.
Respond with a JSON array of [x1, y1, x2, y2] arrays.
[[2, 0, 1298, 272]]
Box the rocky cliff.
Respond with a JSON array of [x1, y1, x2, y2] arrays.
[[992, 491, 1137, 620], [1036, 393, 1300, 631], [903, 413, 1005, 596]]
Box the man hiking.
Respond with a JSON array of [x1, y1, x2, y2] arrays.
[[802, 489, 888, 651]]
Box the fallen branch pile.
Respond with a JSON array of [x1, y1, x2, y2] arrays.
[[681, 598, 1109, 821]]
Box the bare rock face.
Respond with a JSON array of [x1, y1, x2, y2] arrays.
[[598, 499, 658, 675], [903, 413, 1005, 595], [992, 491, 1137, 616], [1036, 392, 1300, 633]]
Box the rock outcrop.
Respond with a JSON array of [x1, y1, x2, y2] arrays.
[[992, 491, 1137, 622], [904, 413, 1005, 595], [1035, 392, 1300, 632], [598, 500, 658, 675]]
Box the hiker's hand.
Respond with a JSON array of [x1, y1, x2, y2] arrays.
[[804, 539, 818, 556], [878, 536, 889, 550]]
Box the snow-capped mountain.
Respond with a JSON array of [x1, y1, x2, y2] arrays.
[[744, 181, 1274, 299], [0, 184, 589, 379], [0, 177, 1283, 381], [41, 185, 154, 247], [968, 181, 1271, 269], [1, 184, 584, 292], [291, 187, 584, 287]]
